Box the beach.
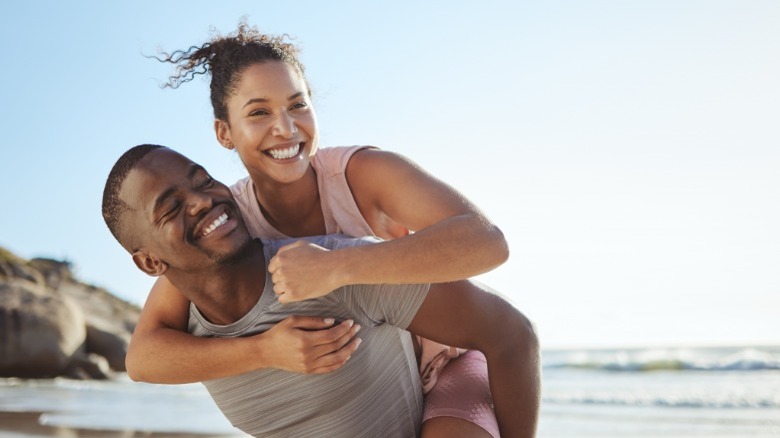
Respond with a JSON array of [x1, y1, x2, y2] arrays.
[[1, 345, 778, 437], [0, 376, 246, 437], [0, 411, 238, 438]]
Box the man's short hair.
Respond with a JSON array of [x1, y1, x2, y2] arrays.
[[101, 144, 163, 251]]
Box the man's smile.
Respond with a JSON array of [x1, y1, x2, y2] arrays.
[[193, 205, 238, 241], [203, 212, 229, 237]]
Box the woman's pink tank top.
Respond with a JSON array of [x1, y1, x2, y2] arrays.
[[230, 146, 377, 239], [230, 146, 462, 393]]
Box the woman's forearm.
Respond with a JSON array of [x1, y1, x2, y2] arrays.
[[125, 276, 263, 383], [126, 326, 263, 383], [126, 315, 361, 383], [268, 213, 508, 302], [336, 213, 508, 286]]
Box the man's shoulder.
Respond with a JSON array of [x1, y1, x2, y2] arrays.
[[263, 234, 381, 254]]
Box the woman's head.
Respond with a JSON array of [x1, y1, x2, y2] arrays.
[[157, 20, 307, 122], [156, 21, 318, 185]]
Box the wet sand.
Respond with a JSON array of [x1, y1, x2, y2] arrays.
[[0, 411, 241, 438]]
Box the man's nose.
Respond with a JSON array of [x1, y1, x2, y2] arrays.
[[186, 191, 213, 216]]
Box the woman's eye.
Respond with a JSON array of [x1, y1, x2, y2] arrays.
[[249, 109, 269, 116], [291, 101, 307, 110]]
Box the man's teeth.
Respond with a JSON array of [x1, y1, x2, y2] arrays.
[[267, 144, 300, 159], [203, 213, 228, 237]]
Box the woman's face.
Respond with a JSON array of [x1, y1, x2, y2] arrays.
[[218, 61, 318, 185]]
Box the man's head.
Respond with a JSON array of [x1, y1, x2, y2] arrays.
[[101, 145, 253, 277]]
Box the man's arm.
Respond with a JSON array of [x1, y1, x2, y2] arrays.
[[406, 281, 540, 438], [126, 276, 362, 383]]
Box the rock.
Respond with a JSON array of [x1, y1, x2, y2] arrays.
[[85, 324, 130, 371], [29, 258, 73, 289], [0, 248, 44, 286], [0, 282, 87, 378], [64, 352, 112, 380], [0, 245, 140, 379]]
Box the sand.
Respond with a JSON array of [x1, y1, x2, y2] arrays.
[[0, 411, 240, 438]]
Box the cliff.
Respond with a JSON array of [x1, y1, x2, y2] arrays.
[[0, 246, 140, 379]]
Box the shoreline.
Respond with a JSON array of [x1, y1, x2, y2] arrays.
[[0, 411, 241, 438]]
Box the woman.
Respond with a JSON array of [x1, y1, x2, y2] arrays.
[[129, 22, 539, 438]]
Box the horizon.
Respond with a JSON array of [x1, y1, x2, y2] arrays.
[[1, 1, 778, 349]]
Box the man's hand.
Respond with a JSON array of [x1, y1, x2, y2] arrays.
[[269, 241, 344, 303], [259, 315, 362, 374]]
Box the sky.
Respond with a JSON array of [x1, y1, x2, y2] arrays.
[[0, 1, 778, 349]]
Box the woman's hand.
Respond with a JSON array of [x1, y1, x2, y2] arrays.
[[269, 241, 344, 303], [261, 316, 362, 373]]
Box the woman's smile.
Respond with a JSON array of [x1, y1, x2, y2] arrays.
[[264, 142, 302, 160]]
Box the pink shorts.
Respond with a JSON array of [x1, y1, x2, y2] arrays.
[[422, 350, 499, 438]]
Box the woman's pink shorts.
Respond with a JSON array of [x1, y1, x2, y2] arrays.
[[422, 350, 499, 437]]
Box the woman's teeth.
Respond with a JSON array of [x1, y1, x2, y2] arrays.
[[267, 144, 300, 159], [203, 213, 228, 237]]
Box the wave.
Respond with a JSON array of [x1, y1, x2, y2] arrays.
[[542, 348, 780, 409], [542, 393, 780, 409], [543, 346, 780, 372]]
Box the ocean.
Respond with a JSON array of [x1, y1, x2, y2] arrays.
[[539, 345, 780, 437], [1, 345, 778, 437]]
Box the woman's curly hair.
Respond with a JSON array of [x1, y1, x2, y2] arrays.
[[153, 20, 307, 121]]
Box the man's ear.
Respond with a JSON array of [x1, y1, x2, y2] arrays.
[[131, 250, 169, 277], [214, 119, 234, 150]]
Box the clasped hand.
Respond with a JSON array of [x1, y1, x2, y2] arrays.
[[269, 241, 343, 303]]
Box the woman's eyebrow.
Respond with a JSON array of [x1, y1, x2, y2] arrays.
[[242, 92, 305, 108], [243, 97, 268, 108]]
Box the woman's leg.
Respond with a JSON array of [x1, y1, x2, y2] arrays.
[[421, 350, 499, 438], [422, 417, 493, 438]]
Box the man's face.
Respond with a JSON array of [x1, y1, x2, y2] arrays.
[[120, 148, 253, 274]]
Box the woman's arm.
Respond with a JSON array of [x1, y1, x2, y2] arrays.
[[126, 276, 362, 383], [268, 149, 509, 300]]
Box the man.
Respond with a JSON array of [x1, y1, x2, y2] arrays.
[[102, 144, 539, 437]]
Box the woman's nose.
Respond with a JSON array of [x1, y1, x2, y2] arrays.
[[272, 112, 296, 138]]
